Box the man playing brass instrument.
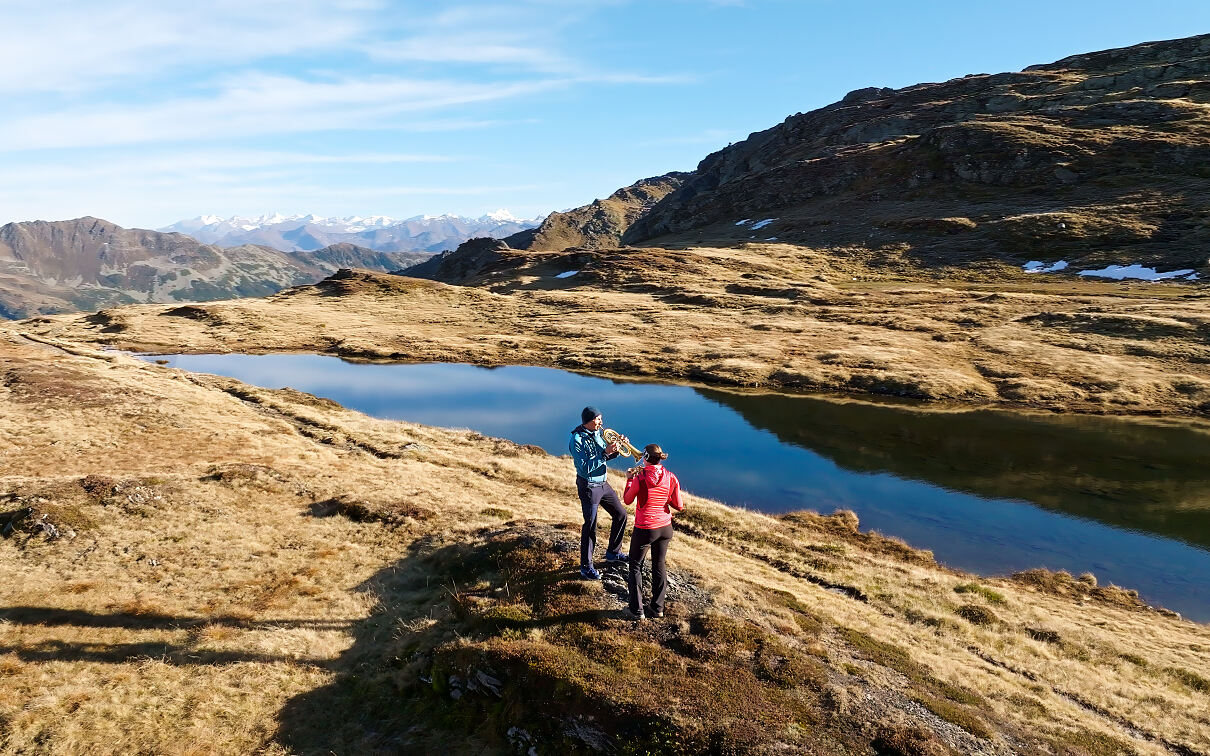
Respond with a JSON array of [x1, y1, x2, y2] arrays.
[[570, 406, 630, 580]]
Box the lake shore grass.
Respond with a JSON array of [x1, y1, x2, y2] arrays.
[[2, 331, 1208, 754], [17, 246, 1210, 418]]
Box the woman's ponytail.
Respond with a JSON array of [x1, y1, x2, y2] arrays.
[[644, 443, 668, 465]]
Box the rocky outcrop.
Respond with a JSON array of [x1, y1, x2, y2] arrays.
[[0, 218, 432, 318], [618, 33, 1210, 275], [399, 237, 525, 283], [504, 172, 688, 251]]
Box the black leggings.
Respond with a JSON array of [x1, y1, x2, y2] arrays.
[[628, 524, 674, 615], [577, 478, 627, 568]]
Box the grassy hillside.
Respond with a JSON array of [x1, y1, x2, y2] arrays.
[[2, 332, 1208, 754], [21, 252, 1210, 417]]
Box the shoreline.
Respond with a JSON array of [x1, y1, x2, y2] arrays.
[[117, 345, 1210, 621], [3, 330, 1209, 753], [16, 257, 1210, 419]]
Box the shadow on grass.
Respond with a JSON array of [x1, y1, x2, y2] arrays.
[[0, 639, 336, 667], [0, 606, 354, 668], [0, 606, 353, 631], [273, 529, 611, 754]]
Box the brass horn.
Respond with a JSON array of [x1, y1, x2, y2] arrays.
[[601, 428, 644, 470]]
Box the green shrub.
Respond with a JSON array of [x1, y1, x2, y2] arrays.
[[954, 582, 1006, 604], [1167, 666, 1210, 693], [911, 693, 993, 739]]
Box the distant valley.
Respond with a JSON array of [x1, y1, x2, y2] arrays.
[[0, 211, 542, 318], [0, 218, 432, 318]]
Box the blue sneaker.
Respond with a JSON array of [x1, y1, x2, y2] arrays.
[[605, 551, 628, 563], [580, 565, 601, 580]]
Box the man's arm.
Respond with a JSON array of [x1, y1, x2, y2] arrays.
[[570, 434, 593, 479]]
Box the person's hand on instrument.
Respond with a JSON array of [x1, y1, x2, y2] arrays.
[[604, 441, 619, 455], [626, 467, 640, 480]]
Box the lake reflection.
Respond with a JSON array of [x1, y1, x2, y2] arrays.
[[148, 354, 1210, 621]]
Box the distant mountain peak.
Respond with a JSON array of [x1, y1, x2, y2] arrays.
[[484, 208, 521, 222], [158, 211, 543, 254]]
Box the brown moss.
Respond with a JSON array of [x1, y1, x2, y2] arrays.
[[840, 628, 918, 677], [311, 494, 432, 525], [955, 604, 999, 626], [765, 589, 825, 635], [1026, 627, 1062, 645], [872, 725, 952, 756], [910, 692, 993, 740], [1010, 568, 1148, 611], [1049, 729, 1134, 755], [754, 640, 828, 689], [78, 474, 116, 499]]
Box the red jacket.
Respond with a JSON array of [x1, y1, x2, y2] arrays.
[[623, 464, 684, 530]]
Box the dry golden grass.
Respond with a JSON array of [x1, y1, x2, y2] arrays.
[[19, 244, 1210, 417], [2, 332, 1209, 754]]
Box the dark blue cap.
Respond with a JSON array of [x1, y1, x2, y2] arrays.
[[581, 405, 601, 424]]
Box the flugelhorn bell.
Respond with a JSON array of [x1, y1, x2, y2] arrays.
[[601, 428, 644, 465]]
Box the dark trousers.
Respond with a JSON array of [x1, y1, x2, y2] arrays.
[[628, 524, 674, 615], [577, 477, 627, 568]]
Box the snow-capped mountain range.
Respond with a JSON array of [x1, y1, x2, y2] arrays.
[[159, 210, 542, 253]]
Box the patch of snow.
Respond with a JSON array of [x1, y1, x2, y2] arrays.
[[485, 208, 520, 222], [1078, 264, 1196, 281], [765, 237, 778, 241], [750, 218, 777, 230], [1023, 260, 1068, 273], [735, 219, 751, 226], [1187, 273, 1201, 281], [555, 270, 579, 279]]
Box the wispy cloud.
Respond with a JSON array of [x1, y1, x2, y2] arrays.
[[0, 74, 563, 151], [0, 0, 374, 95], [0, 0, 691, 224], [0, 150, 457, 186]]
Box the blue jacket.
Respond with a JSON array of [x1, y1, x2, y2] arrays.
[[569, 425, 618, 484]]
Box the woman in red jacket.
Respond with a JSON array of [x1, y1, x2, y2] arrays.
[[622, 443, 685, 620]]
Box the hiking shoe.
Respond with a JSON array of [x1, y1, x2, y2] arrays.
[[624, 607, 645, 621], [580, 565, 601, 580], [604, 551, 628, 563], [651, 609, 665, 619]]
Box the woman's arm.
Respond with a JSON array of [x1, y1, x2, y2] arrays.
[[669, 474, 684, 511], [623, 474, 641, 506]]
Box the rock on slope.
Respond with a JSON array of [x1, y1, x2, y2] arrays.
[[400, 172, 688, 284], [608, 35, 1210, 277], [0, 218, 432, 318], [502, 172, 688, 251]]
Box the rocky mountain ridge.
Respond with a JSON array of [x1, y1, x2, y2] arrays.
[[501, 172, 687, 251], [616, 33, 1210, 278], [406, 34, 1210, 283], [0, 218, 430, 318]]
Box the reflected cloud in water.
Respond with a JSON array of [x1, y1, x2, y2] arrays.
[[152, 354, 1210, 621]]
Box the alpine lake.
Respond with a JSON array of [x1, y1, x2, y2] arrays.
[[144, 353, 1210, 622]]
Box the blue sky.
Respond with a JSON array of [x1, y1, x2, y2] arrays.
[[2, 0, 1206, 228]]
